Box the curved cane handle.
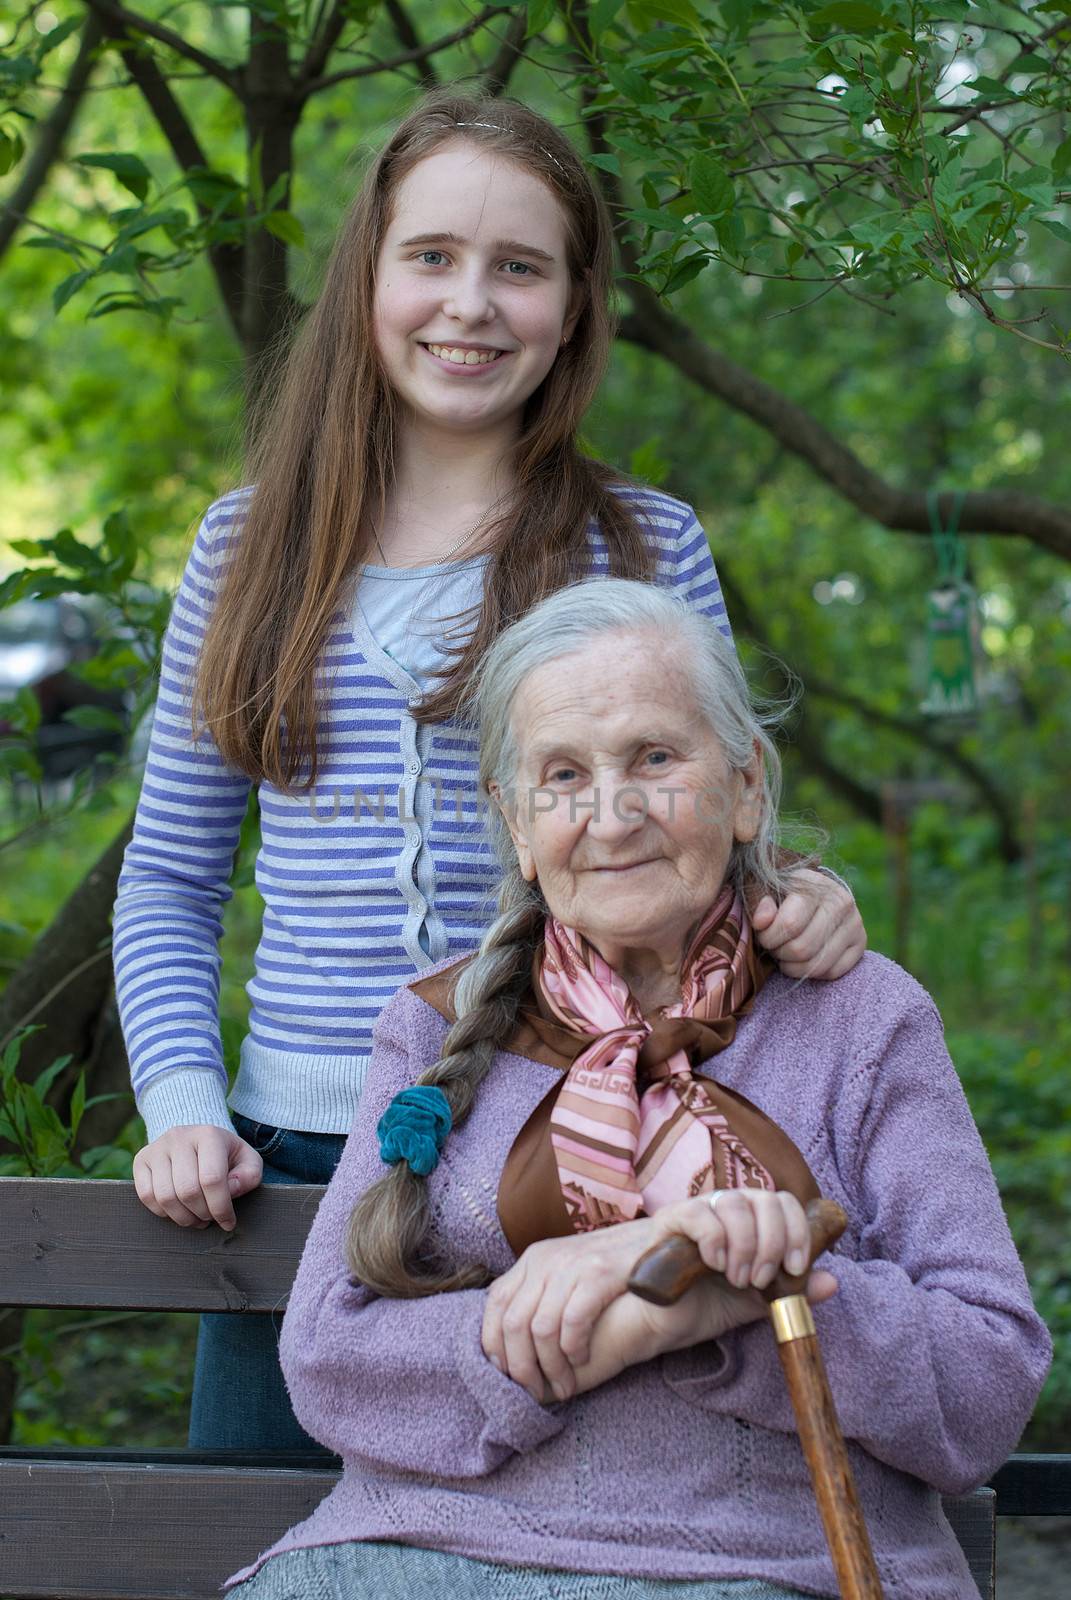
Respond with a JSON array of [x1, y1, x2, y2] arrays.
[[627, 1196, 847, 1308]]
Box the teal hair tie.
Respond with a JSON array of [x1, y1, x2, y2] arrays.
[[377, 1085, 452, 1177]]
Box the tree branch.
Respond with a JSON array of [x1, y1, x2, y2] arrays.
[[482, 8, 528, 96], [81, 0, 243, 95], [617, 287, 1071, 562], [384, 0, 438, 87], [0, 13, 104, 265], [298, 0, 348, 88], [299, 4, 509, 98], [98, 28, 244, 340]]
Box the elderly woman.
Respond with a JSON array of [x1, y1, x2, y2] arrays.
[[227, 579, 1050, 1600]]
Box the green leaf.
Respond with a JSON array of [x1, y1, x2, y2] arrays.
[[526, 0, 556, 37], [661, 252, 708, 294], [838, 85, 874, 131], [690, 152, 735, 216], [40, 527, 104, 574], [103, 507, 136, 574], [87, 292, 183, 322], [715, 211, 746, 258], [1038, 218, 1071, 245], [1, 1029, 39, 1079], [0, 568, 29, 603], [263, 174, 289, 212], [184, 166, 244, 207], [69, 1073, 86, 1141], [962, 76, 1017, 102], [587, 152, 622, 176], [112, 208, 188, 245], [74, 152, 152, 202], [0, 125, 26, 176], [627, 206, 687, 231], [606, 63, 657, 105], [933, 157, 964, 211], [53, 268, 94, 313], [20, 235, 86, 260], [31, 1055, 73, 1102], [1053, 139, 1071, 179], [261, 209, 306, 248], [590, 0, 627, 37]]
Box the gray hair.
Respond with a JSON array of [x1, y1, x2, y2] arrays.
[[344, 579, 806, 1298], [471, 577, 800, 903]]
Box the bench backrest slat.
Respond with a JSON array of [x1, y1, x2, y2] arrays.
[[0, 1178, 325, 1312]]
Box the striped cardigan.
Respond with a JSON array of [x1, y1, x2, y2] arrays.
[[113, 485, 732, 1140]]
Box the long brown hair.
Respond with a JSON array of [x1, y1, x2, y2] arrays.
[[194, 89, 655, 788]]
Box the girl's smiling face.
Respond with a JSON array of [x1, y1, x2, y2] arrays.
[[373, 141, 581, 443]]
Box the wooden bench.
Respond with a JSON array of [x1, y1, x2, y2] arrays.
[[0, 1177, 1065, 1600]]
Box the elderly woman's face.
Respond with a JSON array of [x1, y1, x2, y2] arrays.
[[499, 630, 762, 965]]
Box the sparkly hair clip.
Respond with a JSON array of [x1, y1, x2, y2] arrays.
[[453, 120, 568, 174]]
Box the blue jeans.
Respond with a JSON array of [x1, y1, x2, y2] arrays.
[[187, 1114, 347, 1452]]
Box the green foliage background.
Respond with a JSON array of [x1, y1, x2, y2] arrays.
[[1, 0, 1068, 1451]]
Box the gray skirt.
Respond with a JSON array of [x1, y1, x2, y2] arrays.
[[228, 1541, 821, 1600]]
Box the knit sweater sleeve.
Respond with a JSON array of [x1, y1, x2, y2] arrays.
[[112, 494, 253, 1141], [682, 985, 1052, 1496], [278, 989, 569, 1475]]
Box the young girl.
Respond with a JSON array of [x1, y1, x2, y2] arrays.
[[114, 90, 865, 1451]]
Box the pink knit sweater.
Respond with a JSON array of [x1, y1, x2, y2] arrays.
[[227, 953, 1051, 1598]]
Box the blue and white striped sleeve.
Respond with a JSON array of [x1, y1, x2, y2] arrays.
[[662, 503, 733, 643], [112, 493, 253, 1142], [614, 486, 733, 643]]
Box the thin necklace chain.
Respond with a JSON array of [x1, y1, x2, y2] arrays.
[[370, 522, 477, 568]]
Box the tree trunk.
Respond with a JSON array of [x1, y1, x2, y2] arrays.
[[0, 14, 104, 264], [242, 16, 301, 392], [0, 816, 133, 1083]]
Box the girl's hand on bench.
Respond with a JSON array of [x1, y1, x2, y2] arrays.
[[133, 1126, 263, 1231]]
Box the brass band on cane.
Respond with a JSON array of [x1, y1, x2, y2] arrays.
[[770, 1294, 817, 1344]]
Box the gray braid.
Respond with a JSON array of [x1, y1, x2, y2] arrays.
[[344, 863, 544, 1297]]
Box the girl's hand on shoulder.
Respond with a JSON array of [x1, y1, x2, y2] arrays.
[[132, 1125, 263, 1231], [481, 1190, 837, 1403], [752, 867, 866, 981]]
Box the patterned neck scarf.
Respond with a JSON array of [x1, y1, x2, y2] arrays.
[[539, 886, 774, 1231]]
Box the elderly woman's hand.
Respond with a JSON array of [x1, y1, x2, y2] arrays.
[[752, 868, 866, 981], [481, 1190, 837, 1403]]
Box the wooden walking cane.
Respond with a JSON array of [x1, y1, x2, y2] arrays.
[[628, 1198, 885, 1600]]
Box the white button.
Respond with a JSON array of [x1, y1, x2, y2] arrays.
[[409, 759, 421, 775]]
